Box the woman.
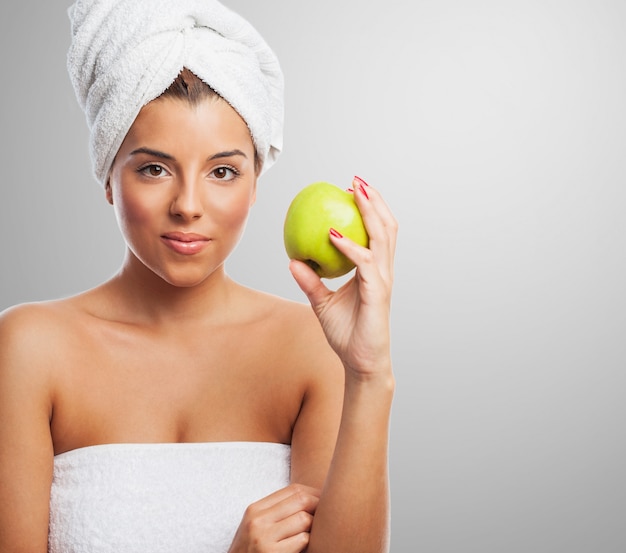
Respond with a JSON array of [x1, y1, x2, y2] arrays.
[[0, 1, 396, 552]]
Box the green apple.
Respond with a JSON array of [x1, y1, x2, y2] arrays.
[[283, 181, 369, 278]]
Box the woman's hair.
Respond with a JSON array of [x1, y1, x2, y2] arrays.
[[161, 68, 261, 174], [161, 68, 218, 105]]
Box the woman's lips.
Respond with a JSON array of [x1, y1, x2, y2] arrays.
[[161, 232, 210, 255]]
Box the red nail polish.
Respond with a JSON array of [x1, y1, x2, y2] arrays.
[[346, 187, 354, 193], [358, 183, 369, 199], [354, 175, 369, 187], [329, 228, 343, 238]]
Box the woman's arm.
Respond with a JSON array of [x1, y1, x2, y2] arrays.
[[306, 373, 394, 552], [289, 177, 397, 553], [0, 306, 55, 553]]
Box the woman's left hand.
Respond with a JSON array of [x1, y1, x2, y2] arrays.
[[289, 176, 397, 380]]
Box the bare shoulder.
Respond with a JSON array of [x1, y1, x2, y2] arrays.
[[253, 291, 320, 331], [246, 288, 345, 405], [1, 299, 77, 342], [243, 288, 342, 368], [234, 286, 345, 406], [0, 299, 84, 377]]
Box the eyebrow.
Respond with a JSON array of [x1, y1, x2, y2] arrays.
[[129, 147, 248, 161], [129, 147, 175, 160], [208, 149, 248, 161]]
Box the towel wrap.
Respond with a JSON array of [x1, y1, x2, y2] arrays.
[[48, 442, 291, 552], [67, 0, 284, 185]]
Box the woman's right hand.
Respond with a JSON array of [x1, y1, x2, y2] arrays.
[[228, 483, 320, 553]]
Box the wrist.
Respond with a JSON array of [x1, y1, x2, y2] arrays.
[[343, 357, 394, 385], [343, 368, 395, 403]]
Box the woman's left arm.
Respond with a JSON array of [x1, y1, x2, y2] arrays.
[[289, 176, 397, 553]]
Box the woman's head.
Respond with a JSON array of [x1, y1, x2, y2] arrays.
[[67, 0, 283, 186], [106, 81, 258, 288]]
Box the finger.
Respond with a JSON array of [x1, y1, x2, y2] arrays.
[[249, 483, 320, 512], [328, 230, 377, 284], [277, 532, 311, 553], [265, 491, 318, 549], [271, 487, 320, 522], [353, 176, 398, 240], [351, 178, 397, 280], [234, 485, 319, 553], [289, 259, 334, 311], [354, 182, 397, 264], [250, 487, 318, 547], [274, 510, 315, 542]]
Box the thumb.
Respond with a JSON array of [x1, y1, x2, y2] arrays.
[[289, 259, 332, 310]]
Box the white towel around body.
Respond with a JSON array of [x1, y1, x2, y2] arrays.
[[48, 442, 291, 553]]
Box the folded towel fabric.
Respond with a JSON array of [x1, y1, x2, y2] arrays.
[[67, 0, 284, 185], [48, 442, 291, 553]]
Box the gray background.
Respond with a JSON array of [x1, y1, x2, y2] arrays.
[[1, 1, 625, 551]]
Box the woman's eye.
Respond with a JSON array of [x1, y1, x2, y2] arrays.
[[211, 166, 238, 181], [139, 164, 168, 178]]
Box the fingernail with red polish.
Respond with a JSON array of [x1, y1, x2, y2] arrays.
[[358, 183, 369, 199], [329, 228, 343, 238], [346, 187, 354, 193], [354, 175, 369, 187]]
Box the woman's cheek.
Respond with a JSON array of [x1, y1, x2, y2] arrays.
[[211, 192, 254, 230], [115, 191, 159, 239]]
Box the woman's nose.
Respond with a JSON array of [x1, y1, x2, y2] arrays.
[[169, 179, 204, 220]]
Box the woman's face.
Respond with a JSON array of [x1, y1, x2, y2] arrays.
[[107, 95, 258, 288]]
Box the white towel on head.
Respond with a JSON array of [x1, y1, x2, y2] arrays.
[[67, 0, 284, 186]]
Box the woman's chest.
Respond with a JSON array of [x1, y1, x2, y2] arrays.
[[50, 330, 305, 454]]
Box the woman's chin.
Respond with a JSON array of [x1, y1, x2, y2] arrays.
[[157, 266, 224, 289]]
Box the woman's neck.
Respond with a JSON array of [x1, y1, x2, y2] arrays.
[[105, 252, 239, 328]]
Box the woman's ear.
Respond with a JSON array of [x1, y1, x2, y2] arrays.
[[105, 180, 114, 205]]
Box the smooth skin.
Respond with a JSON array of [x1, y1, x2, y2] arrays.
[[0, 95, 396, 553]]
